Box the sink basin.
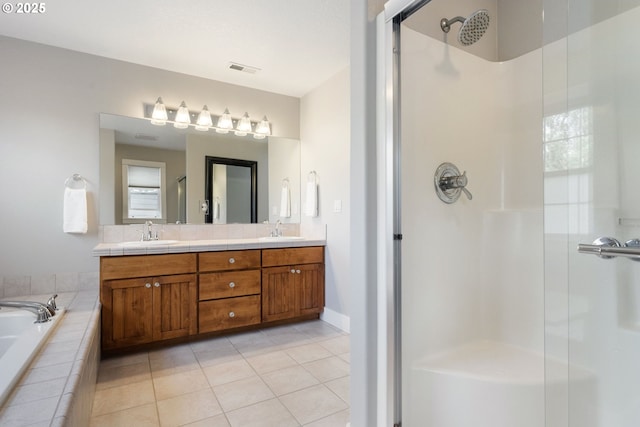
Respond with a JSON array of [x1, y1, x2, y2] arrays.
[[258, 236, 305, 242], [118, 240, 179, 247]]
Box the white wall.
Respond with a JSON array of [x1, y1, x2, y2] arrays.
[[0, 36, 298, 280], [300, 68, 351, 320]]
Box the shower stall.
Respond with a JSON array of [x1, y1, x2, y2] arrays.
[[379, 0, 640, 426]]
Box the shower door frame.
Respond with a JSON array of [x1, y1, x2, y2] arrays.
[[376, 1, 431, 426]]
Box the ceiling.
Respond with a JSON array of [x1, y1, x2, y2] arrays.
[[0, 0, 350, 98]]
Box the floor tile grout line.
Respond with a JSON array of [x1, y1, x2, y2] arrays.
[[90, 321, 349, 426]]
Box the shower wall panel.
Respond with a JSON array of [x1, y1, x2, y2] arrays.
[[400, 23, 543, 364], [400, 19, 544, 425]]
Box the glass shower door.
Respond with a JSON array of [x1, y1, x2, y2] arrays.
[[544, 3, 640, 426]]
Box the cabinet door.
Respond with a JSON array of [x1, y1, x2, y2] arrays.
[[262, 266, 297, 322], [101, 277, 154, 349], [152, 274, 197, 341], [298, 263, 325, 316]]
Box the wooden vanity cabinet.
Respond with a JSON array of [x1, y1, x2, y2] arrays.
[[100, 254, 197, 351], [261, 247, 324, 322], [100, 246, 325, 352], [198, 250, 262, 333]]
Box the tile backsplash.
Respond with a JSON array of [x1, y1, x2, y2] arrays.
[[99, 223, 309, 243], [0, 272, 99, 298]]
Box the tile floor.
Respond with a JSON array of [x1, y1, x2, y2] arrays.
[[90, 320, 350, 427]]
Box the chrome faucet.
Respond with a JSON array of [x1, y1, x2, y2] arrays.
[[0, 300, 55, 323], [271, 220, 283, 237], [142, 221, 157, 241]]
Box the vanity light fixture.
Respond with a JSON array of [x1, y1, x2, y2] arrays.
[[174, 101, 191, 129], [150, 97, 168, 125], [234, 112, 252, 136], [145, 98, 271, 140], [216, 108, 233, 134], [195, 105, 213, 131]]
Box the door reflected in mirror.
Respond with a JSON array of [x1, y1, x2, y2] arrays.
[[205, 156, 257, 224]]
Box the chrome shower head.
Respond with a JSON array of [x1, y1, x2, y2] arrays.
[[440, 9, 490, 46]]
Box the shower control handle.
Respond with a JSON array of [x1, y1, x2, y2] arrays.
[[440, 171, 473, 200]]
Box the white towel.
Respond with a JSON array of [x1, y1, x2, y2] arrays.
[[213, 199, 221, 221], [305, 181, 318, 217], [280, 185, 291, 218], [63, 187, 88, 234]]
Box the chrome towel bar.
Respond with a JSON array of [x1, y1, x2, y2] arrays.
[[577, 237, 640, 261]]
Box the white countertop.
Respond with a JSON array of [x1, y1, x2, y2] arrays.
[[93, 237, 326, 257]]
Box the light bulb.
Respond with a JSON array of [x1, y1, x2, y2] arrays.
[[150, 97, 168, 125], [216, 108, 233, 134], [234, 112, 252, 136], [195, 105, 212, 131], [174, 101, 190, 129], [255, 116, 271, 137]]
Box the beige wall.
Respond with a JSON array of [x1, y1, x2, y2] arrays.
[[0, 35, 298, 277], [403, 0, 499, 61]]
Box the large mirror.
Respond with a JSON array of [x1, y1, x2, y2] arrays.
[[99, 113, 301, 225]]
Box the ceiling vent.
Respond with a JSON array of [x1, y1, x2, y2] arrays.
[[228, 62, 261, 74], [134, 133, 158, 141]]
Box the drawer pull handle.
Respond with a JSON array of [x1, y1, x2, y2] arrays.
[[291, 269, 296, 274], [229, 311, 235, 318], [145, 283, 151, 288], [229, 257, 236, 264], [229, 282, 236, 288], [154, 282, 160, 288], [296, 270, 301, 274]]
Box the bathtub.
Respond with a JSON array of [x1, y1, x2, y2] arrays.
[[408, 340, 596, 427], [0, 307, 65, 405]]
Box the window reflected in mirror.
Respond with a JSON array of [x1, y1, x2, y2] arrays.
[[122, 159, 167, 222]]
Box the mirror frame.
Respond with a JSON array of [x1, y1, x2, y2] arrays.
[[204, 156, 258, 223]]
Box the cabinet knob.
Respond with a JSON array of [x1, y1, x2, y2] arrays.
[[154, 282, 160, 288], [291, 269, 296, 274], [296, 270, 301, 274], [145, 283, 151, 288], [229, 257, 235, 264], [229, 311, 235, 318], [229, 282, 236, 288]]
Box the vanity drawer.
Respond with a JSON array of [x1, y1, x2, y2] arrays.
[[101, 254, 197, 280], [199, 270, 261, 300], [199, 250, 261, 272], [261, 247, 324, 267], [199, 295, 261, 333]]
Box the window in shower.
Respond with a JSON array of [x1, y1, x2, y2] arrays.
[[543, 106, 594, 234]]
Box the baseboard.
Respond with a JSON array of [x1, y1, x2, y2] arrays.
[[320, 307, 350, 333]]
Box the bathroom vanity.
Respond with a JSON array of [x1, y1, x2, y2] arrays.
[[98, 244, 324, 352]]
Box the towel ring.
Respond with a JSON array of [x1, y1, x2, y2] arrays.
[[64, 173, 87, 190]]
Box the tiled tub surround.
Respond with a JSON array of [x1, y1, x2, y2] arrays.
[[0, 290, 101, 427], [0, 272, 99, 300]]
